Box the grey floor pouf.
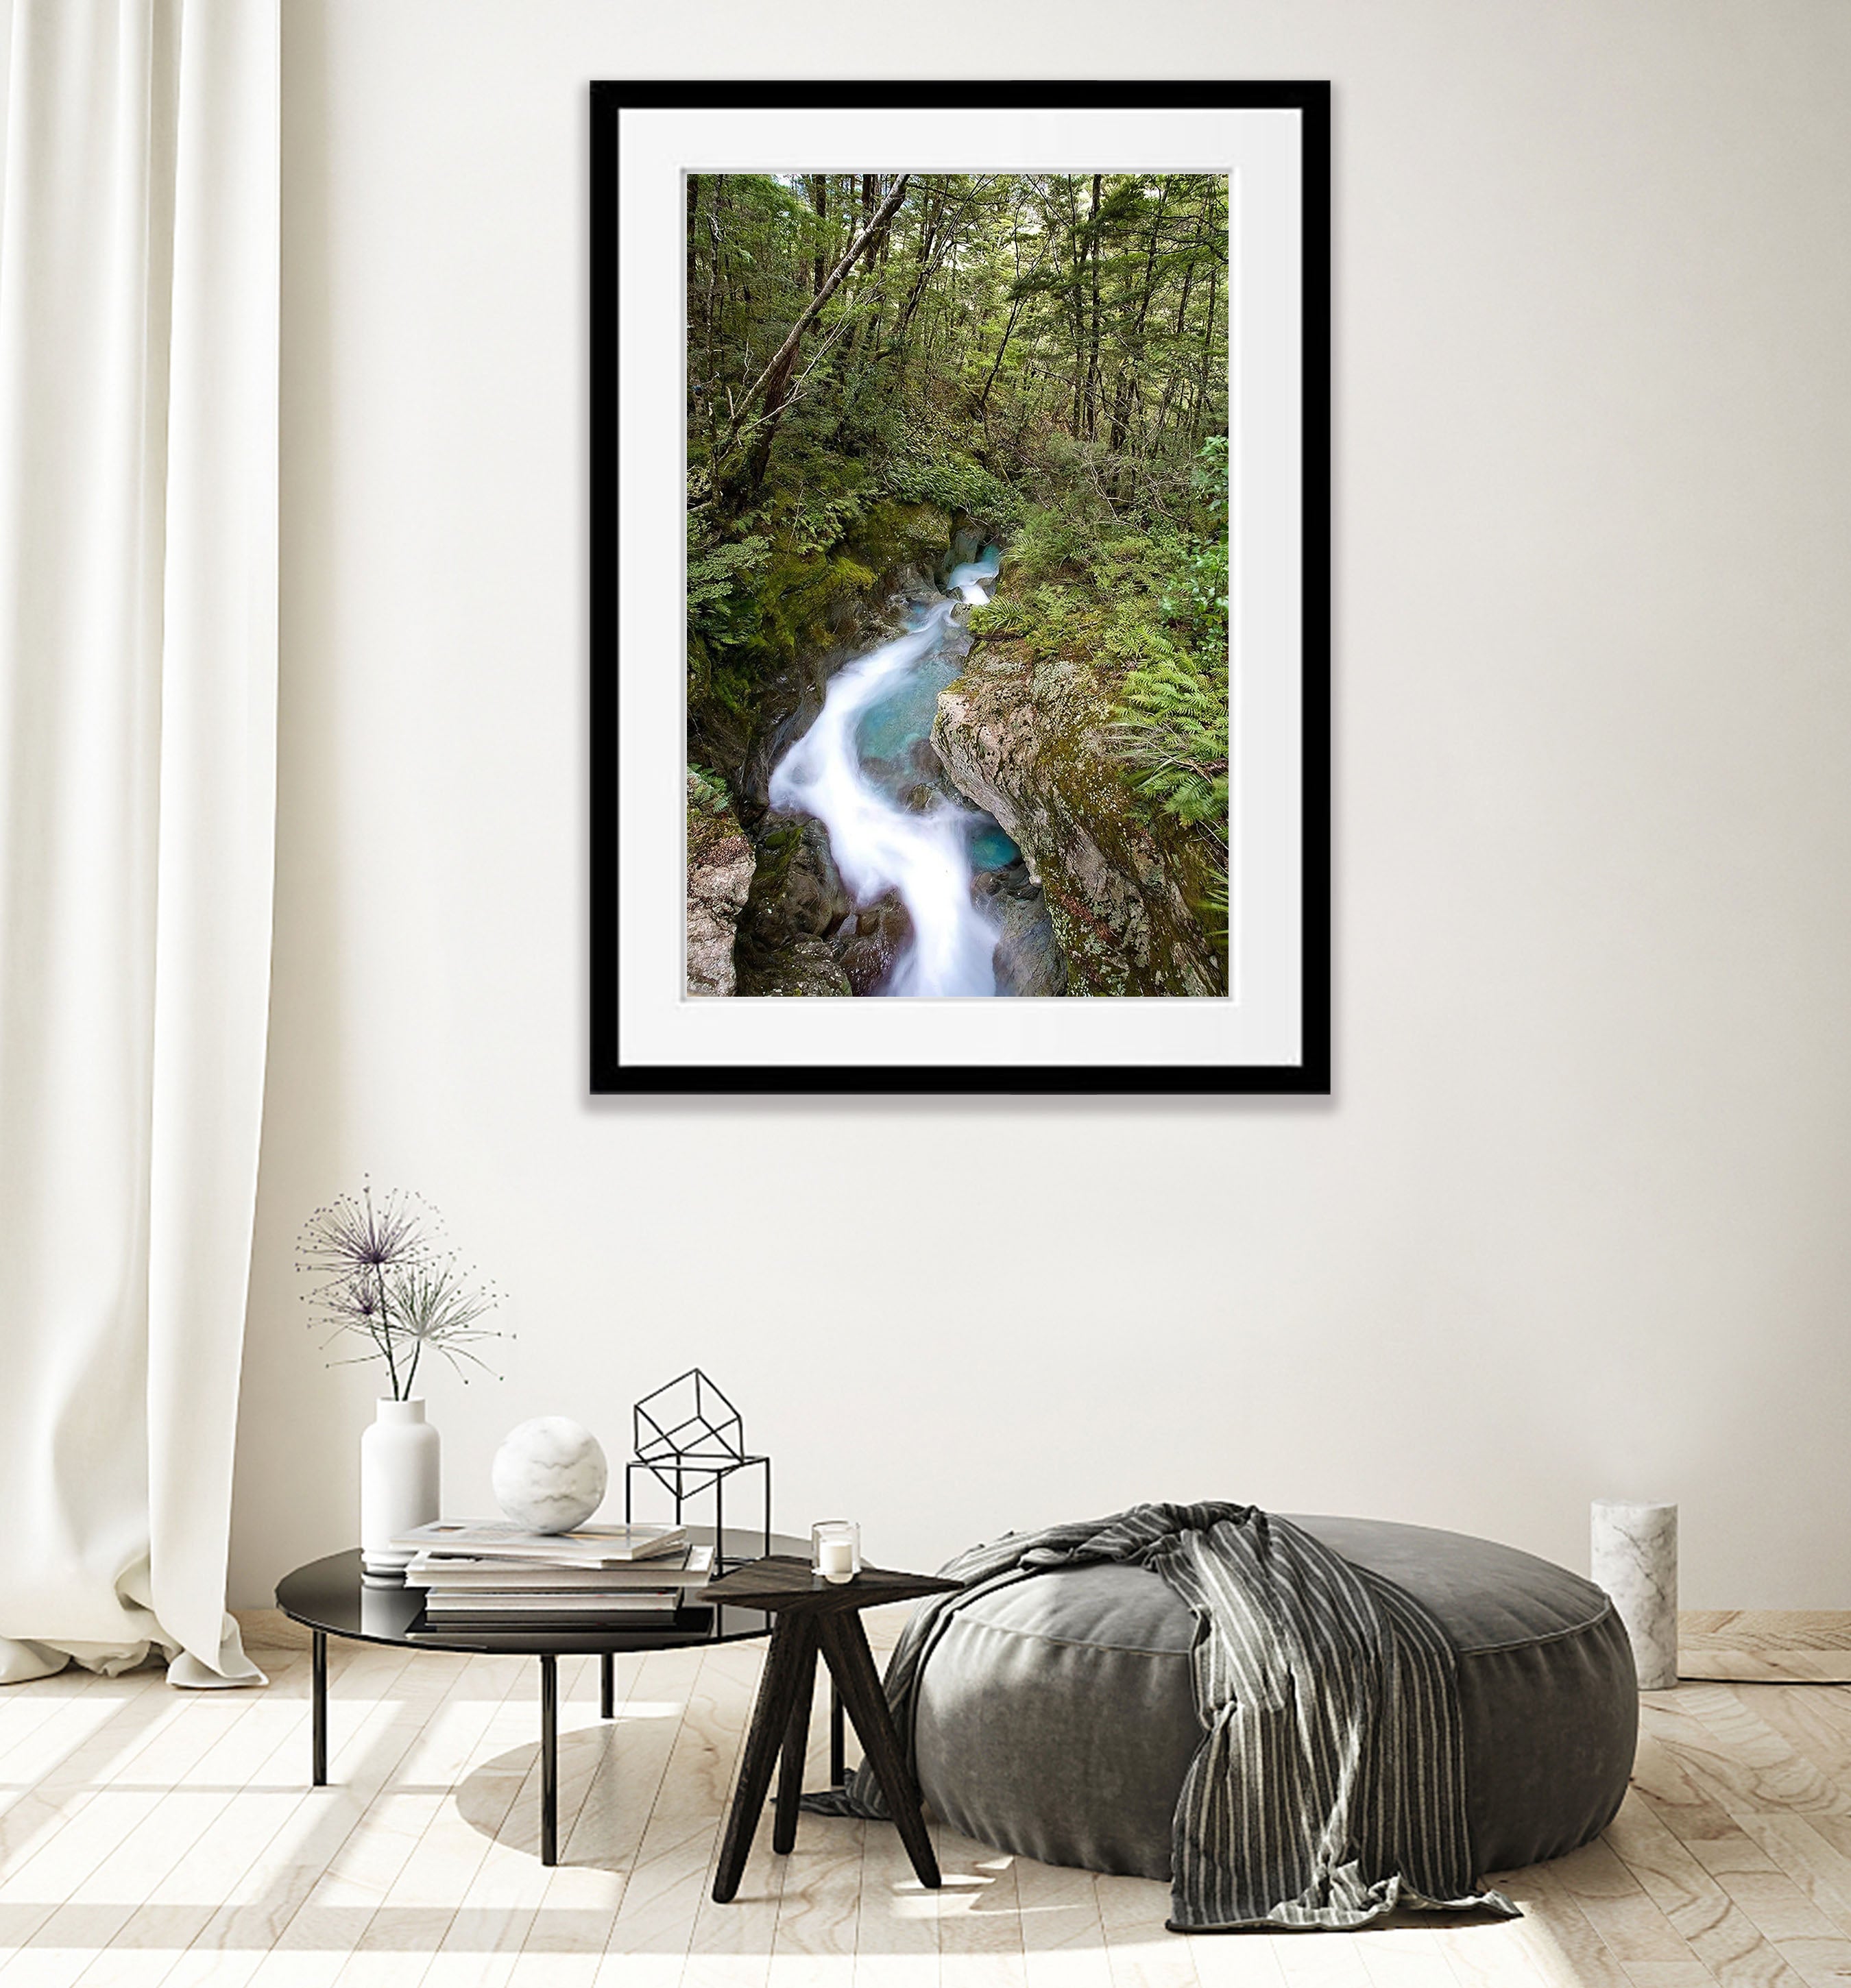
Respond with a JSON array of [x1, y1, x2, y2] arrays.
[[911, 1514, 1637, 1882]]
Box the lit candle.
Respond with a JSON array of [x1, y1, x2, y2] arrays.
[[819, 1538, 855, 1582]]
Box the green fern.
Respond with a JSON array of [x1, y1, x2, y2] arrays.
[[967, 596, 1028, 638], [686, 532, 771, 610], [687, 764, 733, 816], [884, 448, 1019, 524], [686, 532, 773, 657], [1111, 653, 1229, 847], [786, 493, 867, 557]]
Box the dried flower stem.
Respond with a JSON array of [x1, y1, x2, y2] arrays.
[[296, 1182, 505, 1398]]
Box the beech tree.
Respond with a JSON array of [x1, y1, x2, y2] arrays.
[[686, 171, 1227, 520]]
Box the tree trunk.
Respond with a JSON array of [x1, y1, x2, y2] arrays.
[[842, 175, 880, 364], [1063, 178, 1087, 433], [810, 174, 828, 296], [1190, 256, 1220, 450], [1084, 173, 1103, 439], [978, 292, 1026, 415], [686, 175, 703, 412], [888, 180, 945, 354], [687, 173, 701, 306], [1172, 217, 1199, 339], [1107, 367, 1138, 460], [866, 205, 892, 353], [721, 173, 911, 496], [1106, 182, 1165, 489], [977, 220, 1037, 419]]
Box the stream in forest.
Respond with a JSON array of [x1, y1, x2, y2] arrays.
[[767, 544, 1026, 996]]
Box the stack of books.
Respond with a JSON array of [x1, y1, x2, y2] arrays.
[[394, 1519, 712, 1627]]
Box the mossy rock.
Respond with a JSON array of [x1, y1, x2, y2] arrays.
[[742, 941, 851, 997], [933, 632, 1226, 998]]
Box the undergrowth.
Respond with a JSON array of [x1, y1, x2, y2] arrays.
[[965, 438, 1230, 923]]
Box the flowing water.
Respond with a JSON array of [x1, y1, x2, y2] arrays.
[[768, 545, 1023, 996]]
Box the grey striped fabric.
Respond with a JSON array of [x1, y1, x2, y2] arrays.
[[814, 1503, 1519, 1932]]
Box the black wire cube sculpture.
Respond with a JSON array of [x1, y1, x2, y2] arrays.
[[625, 1369, 771, 1571]]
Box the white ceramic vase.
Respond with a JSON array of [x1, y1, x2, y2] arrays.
[[360, 1398, 441, 1575]]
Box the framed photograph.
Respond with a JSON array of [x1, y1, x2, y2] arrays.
[[591, 82, 1329, 1094]]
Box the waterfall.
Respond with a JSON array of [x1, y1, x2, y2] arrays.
[[947, 544, 1001, 605], [768, 546, 1008, 997]]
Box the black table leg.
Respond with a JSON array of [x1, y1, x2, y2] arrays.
[[311, 1631, 328, 1786], [819, 1613, 940, 1890], [773, 1619, 819, 1854], [713, 1618, 814, 1903], [601, 1651, 614, 1721], [540, 1653, 559, 1866], [830, 1678, 845, 1788]]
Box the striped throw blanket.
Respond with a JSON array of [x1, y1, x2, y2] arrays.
[[814, 1503, 1519, 1932]]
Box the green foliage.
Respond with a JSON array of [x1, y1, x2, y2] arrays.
[[1160, 434, 1229, 655], [1111, 651, 1229, 844], [687, 532, 771, 651], [1017, 583, 1104, 663], [746, 450, 875, 557], [1109, 445, 1230, 873], [686, 497, 956, 731], [1100, 599, 1185, 667], [1004, 507, 1093, 583], [966, 596, 1029, 638], [686, 167, 1232, 964], [786, 496, 867, 556], [1162, 534, 1229, 648], [1191, 433, 1230, 511], [962, 438, 1229, 928], [883, 450, 1018, 524], [687, 764, 732, 816], [687, 533, 772, 610]]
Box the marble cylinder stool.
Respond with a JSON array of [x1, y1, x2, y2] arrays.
[[1591, 1499, 1678, 1690]]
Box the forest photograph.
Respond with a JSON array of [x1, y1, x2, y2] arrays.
[[683, 169, 1231, 1001]]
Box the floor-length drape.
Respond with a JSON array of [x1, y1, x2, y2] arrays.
[[0, 0, 278, 1686]]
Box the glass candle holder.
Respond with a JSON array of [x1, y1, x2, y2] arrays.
[[812, 1519, 860, 1585]]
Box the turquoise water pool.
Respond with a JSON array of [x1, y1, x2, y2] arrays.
[[854, 654, 960, 762], [969, 825, 1020, 871]]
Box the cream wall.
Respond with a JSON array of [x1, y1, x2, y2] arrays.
[[230, 0, 1851, 1610]]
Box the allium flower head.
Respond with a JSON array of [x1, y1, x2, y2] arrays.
[[295, 1181, 504, 1398]]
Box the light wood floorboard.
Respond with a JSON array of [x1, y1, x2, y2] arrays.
[[3, 1616, 1851, 1987]]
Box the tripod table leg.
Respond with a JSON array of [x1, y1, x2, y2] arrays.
[[819, 1613, 940, 1889], [774, 1619, 819, 1854], [713, 1619, 812, 1903]]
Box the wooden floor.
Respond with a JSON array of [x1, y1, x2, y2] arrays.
[[1679, 1616, 1851, 1684], [6, 1615, 1851, 1988]]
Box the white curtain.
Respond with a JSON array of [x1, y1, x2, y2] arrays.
[[0, 0, 278, 1686]]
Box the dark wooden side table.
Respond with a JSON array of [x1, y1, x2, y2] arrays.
[[702, 1555, 960, 1904]]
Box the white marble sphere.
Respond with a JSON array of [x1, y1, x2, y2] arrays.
[[492, 1418, 608, 1534]]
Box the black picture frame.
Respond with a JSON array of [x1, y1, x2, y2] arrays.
[[590, 80, 1330, 1096]]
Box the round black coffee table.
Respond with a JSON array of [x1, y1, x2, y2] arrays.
[[276, 1526, 811, 1864]]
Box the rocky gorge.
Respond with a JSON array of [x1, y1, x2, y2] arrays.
[[681, 167, 1230, 1008], [932, 638, 1226, 999], [686, 521, 1226, 1002]]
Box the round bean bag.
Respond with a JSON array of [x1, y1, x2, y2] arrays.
[[912, 1514, 1636, 1882]]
